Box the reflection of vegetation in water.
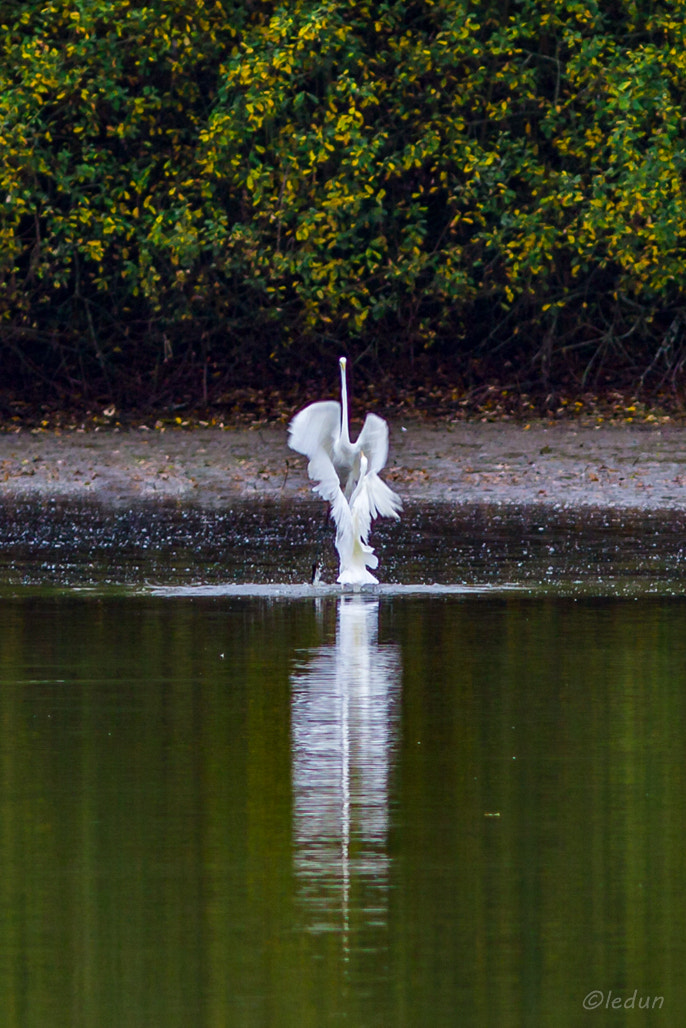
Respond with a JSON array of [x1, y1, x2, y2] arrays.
[[0, 598, 299, 1025], [0, 596, 685, 1024], [394, 596, 686, 1023]]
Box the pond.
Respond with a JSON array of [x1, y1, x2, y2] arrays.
[[0, 500, 684, 1026]]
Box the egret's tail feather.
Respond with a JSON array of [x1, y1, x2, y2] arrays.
[[337, 567, 378, 585]]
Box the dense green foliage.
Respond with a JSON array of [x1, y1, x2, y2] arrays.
[[2, 0, 686, 404]]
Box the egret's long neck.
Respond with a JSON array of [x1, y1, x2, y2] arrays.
[[339, 359, 351, 444]]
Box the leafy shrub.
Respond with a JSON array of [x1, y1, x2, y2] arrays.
[[2, 0, 686, 403]]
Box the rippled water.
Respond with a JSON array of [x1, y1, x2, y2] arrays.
[[0, 498, 685, 594], [0, 500, 684, 1025]]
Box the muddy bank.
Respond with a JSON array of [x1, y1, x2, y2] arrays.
[[1, 420, 686, 510]]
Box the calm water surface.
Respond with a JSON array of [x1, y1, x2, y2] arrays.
[[0, 501, 684, 1025]]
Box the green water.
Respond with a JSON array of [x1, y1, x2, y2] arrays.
[[0, 592, 683, 1026]]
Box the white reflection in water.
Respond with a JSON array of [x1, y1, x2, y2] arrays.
[[290, 596, 401, 940]]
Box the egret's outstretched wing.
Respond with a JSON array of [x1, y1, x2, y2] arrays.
[[355, 414, 401, 520], [307, 445, 350, 530], [356, 413, 389, 474], [289, 399, 351, 526], [364, 472, 402, 521], [288, 401, 340, 460]]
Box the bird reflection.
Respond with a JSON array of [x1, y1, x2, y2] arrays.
[[290, 595, 401, 946]]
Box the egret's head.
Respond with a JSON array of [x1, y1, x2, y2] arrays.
[[339, 356, 347, 371]]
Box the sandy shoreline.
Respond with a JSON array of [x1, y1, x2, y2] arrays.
[[1, 420, 686, 510]]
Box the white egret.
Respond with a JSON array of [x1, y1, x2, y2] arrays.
[[288, 357, 402, 585], [288, 356, 393, 499]]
